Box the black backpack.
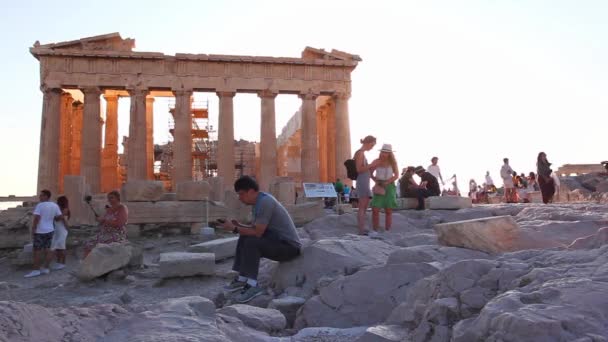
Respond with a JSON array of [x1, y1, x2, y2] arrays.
[[344, 157, 358, 181]]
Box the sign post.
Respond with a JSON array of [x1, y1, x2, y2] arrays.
[[302, 183, 341, 214]]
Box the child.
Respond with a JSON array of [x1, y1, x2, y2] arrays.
[[50, 196, 70, 270]]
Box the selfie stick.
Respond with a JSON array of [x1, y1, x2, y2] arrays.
[[84, 195, 99, 218]]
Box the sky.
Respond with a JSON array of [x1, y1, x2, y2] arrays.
[[0, 0, 607, 196]]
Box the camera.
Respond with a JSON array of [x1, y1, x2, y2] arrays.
[[208, 218, 226, 228]]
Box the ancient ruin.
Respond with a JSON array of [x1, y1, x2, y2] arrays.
[[31, 32, 359, 196]]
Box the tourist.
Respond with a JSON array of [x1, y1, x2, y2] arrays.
[[370, 144, 399, 233], [218, 176, 301, 303], [414, 166, 441, 210], [354, 135, 380, 235], [469, 179, 478, 203], [428, 157, 444, 186], [537, 152, 555, 204], [485, 171, 494, 191], [500, 158, 516, 203], [527, 172, 539, 191], [343, 184, 351, 203], [334, 178, 344, 196], [551, 171, 561, 202], [84, 190, 129, 257], [50, 195, 70, 270], [24, 190, 63, 278], [399, 167, 419, 199]]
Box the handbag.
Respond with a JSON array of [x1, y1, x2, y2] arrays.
[[372, 184, 386, 196]]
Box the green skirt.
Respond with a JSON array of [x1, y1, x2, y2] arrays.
[[371, 183, 398, 209]]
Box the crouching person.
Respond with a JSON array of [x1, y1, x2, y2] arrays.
[[218, 176, 301, 303]]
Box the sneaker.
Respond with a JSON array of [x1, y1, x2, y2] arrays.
[[24, 270, 41, 278], [51, 263, 65, 271], [223, 279, 247, 293], [368, 231, 379, 238], [40, 268, 50, 275], [235, 284, 265, 303]]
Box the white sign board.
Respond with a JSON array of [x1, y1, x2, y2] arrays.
[[302, 183, 338, 198]]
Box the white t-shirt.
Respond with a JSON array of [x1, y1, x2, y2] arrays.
[[428, 164, 441, 181], [485, 174, 494, 186], [33, 201, 61, 234]]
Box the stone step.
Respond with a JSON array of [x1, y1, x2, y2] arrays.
[[434, 215, 520, 254], [159, 252, 215, 278]]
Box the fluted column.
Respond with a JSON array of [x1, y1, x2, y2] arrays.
[[70, 101, 83, 175], [217, 91, 235, 187], [172, 90, 193, 184], [299, 91, 319, 182], [334, 93, 351, 182], [146, 96, 155, 180], [37, 87, 62, 195], [258, 90, 278, 191], [81, 87, 103, 193], [102, 94, 119, 192], [127, 88, 148, 181], [58, 92, 73, 193]]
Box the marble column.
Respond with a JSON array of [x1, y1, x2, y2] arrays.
[[326, 99, 337, 183], [81, 87, 102, 193], [70, 101, 83, 176], [102, 94, 119, 192], [317, 105, 328, 182], [172, 90, 193, 184], [127, 88, 148, 181], [258, 90, 278, 191], [146, 96, 155, 180], [36, 87, 62, 196], [299, 92, 319, 182], [58, 92, 73, 193], [217, 91, 235, 187], [334, 93, 351, 183]]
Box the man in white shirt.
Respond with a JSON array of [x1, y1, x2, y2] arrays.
[[427, 157, 444, 186], [500, 158, 515, 203], [485, 171, 494, 187], [24, 189, 62, 278]]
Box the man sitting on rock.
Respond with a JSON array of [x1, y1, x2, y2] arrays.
[[218, 175, 302, 303], [413, 166, 441, 210]]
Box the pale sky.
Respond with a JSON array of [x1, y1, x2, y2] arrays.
[[1, 0, 607, 196]]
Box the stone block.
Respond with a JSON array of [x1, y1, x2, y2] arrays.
[[126, 224, 141, 238], [425, 196, 472, 210], [217, 304, 286, 333], [527, 191, 543, 203], [125, 200, 229, 224], [337, 203, 353, 214], [488, 195, 502, 204], [159, 192, 177, 201], [434, 215, 520, 254], [121, 180, 164, 202], [286, 200, 325, 226], [188, 237, 238, 261], [77, 243, 133, 281], [176, 181, 211, 201], [396, 198, 419, 210], [355, 325, 410, 342], [268, 296, 306, 327], [63, 175, 95, 225], [159, 252, 215, 278], [207, 177, 224, 202], [270, 178, 296, 206]]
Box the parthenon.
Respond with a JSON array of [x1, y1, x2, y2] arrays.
[[30, 33, 360, 195]]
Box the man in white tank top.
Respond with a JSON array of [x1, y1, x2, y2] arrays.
[[427, 157, 444, 186], [24, 189, 62, 278]]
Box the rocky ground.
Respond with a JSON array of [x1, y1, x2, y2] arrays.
[[1, 202, 608, 341]]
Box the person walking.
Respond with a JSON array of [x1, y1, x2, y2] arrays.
[[537, 152, 555, 204], [354, 135, 379, 235], [370, 144, 399, 233]]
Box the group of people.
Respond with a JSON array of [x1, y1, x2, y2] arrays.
[[25, 189, 129, 278], [500, 152, 557, 204]]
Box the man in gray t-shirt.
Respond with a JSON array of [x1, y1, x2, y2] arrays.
[[218, 176, 301, 303]]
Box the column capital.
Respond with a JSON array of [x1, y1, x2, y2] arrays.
[[146, 96, 155, 103], [127, 88, 148, 97], [40, 86, 62, 94], [103, 94, 119, 102], [298, 91, 319, 101], [216, 90, 236, 98], [258, 89, 278, 99], [333, 92, 351, 100], [81, 86, 102, 95], [172, 89, 193, 97]]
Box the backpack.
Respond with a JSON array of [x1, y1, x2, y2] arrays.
[[344, 158, 358, 180]]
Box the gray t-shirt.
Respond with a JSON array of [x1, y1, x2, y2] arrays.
[[253, 192, 301, 248]]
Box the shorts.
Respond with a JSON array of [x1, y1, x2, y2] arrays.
[[33, 231, 54, 250]]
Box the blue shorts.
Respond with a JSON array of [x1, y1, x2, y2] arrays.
[[33, 232, 54, 250]]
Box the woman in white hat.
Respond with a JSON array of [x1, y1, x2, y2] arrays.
[[370, 143, 399, 233]]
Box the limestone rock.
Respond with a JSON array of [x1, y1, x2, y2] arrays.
[[296, 262, 438, 328], [188, 237, 238, 261], [286, 200, 326, 226], [269, 178, 296, 206], [287, 327, 368, 342], [217, 304, 286, 333], [425, 196, 473, 210], [159, 192, 177, 201], [355, 325, 411, 342], [176, 181, 211, 201], [0, 207, 33, 249], [568, 227, 608, 250], [268, 296, 306, 327], [386, 245, 491, 267], [270, 235, 399, 296], [396, 197, 419, 210], [121, 180, 164, 201], [77, 243, 133, 281], [434, 215, 520, 254], [159, 252, 215, 278]]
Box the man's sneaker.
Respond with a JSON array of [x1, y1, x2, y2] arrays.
[[223, 279, 246, 293], [368, 231, 379, 238], [24, 270, 41, 278], [235, 284, 265, 303], [51, 263, 65, 271], [40, 268, 50, 275]]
